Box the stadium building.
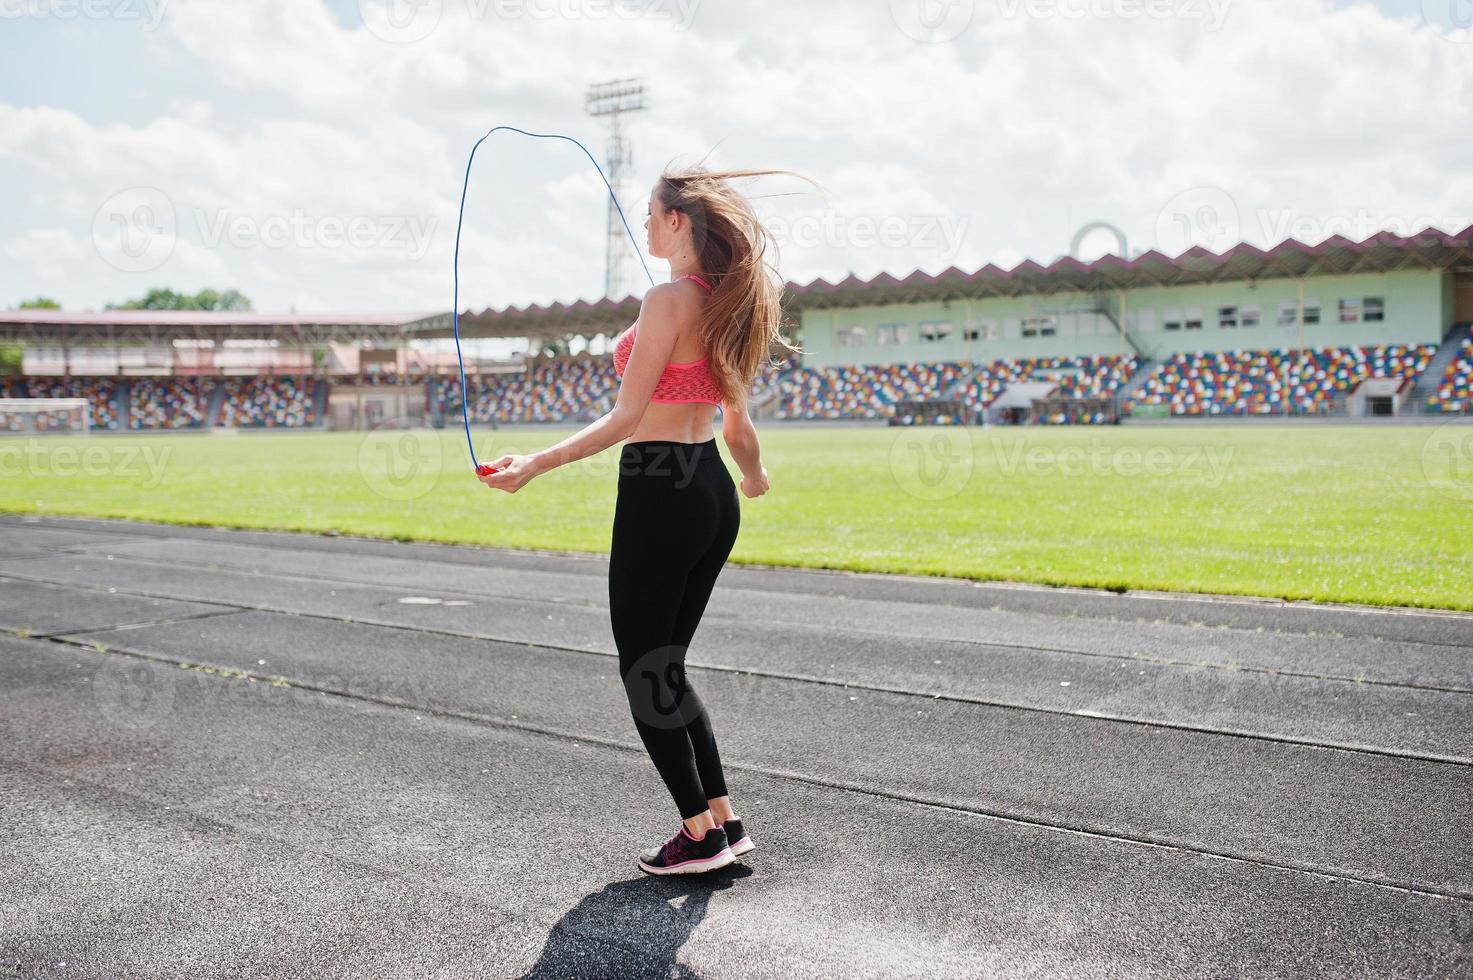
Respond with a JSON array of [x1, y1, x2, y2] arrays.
[[2, 225, 1471, 433]]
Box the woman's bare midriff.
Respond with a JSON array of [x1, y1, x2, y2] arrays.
[[626, 401, 719, 444]]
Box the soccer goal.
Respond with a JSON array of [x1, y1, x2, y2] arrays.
[[0, 398, 91, 435]]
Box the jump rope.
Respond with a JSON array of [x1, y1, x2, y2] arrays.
[[452, 126, 658, 477]]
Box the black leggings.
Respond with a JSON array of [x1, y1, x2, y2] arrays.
[[609, 438, 741, 820]]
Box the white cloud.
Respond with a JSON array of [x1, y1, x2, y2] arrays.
[[1, 0, 1469, 315]]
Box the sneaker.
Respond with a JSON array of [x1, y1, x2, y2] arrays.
[[723, 818, 755, 858], [637, 824, 735, 875]]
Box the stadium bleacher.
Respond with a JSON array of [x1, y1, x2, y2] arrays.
[[127, 378, 216, 430], [0, 343, 1462, 429], [1429, 338, 1472, 413], [769, 355, 1137, 422], [217, 377, 318, 428], [1124, 345, 1436, 417], [1, 376, 118, 430], [437, 356, 797, 424]]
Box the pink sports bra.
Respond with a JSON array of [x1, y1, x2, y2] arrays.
[[612, 273, 722, 405]]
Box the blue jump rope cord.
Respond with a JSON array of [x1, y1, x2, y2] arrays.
[[452, 125, 657, 472]]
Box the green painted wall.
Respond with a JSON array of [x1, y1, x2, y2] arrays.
[[797, 268, 1449, 368]]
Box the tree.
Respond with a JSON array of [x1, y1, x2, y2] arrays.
[[18, 297, 60, 309], [106, 288, 253, 311]]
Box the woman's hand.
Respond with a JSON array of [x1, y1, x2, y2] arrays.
[[477, 453, 541, 493], [739, 465, 770, 498]]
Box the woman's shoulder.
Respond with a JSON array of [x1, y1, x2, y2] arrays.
[[643, 279, 707, 309]]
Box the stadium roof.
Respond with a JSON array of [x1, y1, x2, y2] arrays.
[[0, 310, 445, 346], [432, 223, 1473, 339], [6, 225, 1470, 346]]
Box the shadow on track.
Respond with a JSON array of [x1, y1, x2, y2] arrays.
[[518, 865, 754, 979]]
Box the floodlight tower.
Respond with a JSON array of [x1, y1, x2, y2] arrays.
[[585, 78, 649, 300]]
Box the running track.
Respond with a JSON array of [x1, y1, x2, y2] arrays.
[[2, 514, 1470, 978]]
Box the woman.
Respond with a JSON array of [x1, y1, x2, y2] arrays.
[[478, 166, 803, 875]]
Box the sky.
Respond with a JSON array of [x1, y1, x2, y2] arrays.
[[0, 0, 1470, 318]]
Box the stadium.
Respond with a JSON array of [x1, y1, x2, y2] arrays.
[[3, 225, 1472, 433], [6, 5, 1473, 976]]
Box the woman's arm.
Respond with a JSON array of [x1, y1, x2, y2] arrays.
[[721, 391, 770, 498], [477, 285, 687, 492], [721, 391, 760, 472]]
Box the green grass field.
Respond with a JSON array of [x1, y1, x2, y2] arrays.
[[3, 424, 1470, 610]]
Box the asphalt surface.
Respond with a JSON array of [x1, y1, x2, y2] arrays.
[[2, 514, 1471, 978]]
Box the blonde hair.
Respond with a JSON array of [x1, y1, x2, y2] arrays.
[[655, 166, 808, 408]]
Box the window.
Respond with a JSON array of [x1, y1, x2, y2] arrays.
[[1219, 305, 1239, 329], [876, 323, 909, 346], [1164, 307, 1183, 332], [1339, 298, 1361, 323], [1277, 302, 1297, 327], [1364, 296, 1385, 322], [1021, 315, 1056, 338], [1242, 305, 1260, 328], [919, 320, 953, 343], [962, 320, 997, 341], [835, 325, 866, 348], [1135, 309, 1158, 332], [1185, 307, 1204, 331], [1304, 300, 1321, 325]]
